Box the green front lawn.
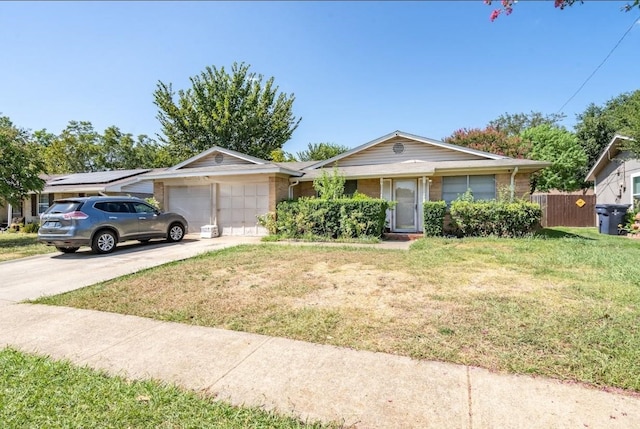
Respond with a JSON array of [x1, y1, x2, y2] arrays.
[[0, 232, 55, 262], [36, 227, 640, 392], [0, 348, 333, 429]]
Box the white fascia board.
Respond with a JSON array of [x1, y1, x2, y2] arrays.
[[585, 135, 634, 182], [307, 130, 507, 170], [168, 146, 269, 170], [147, 167, 303, 180]]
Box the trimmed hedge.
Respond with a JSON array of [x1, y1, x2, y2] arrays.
[[449, 199, 541, 237], [275, 197, 390, 239], [423, 201, 447, 236]]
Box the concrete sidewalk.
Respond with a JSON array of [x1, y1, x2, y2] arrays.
[[1, 303, 639, 429]]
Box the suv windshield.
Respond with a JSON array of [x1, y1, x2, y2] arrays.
[[46, 201, 83, 214]]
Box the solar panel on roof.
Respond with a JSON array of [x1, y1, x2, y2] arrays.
[[48, 169, 150, 185]]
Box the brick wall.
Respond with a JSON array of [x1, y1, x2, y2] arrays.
[[153, 181, 165, 210], [269, 175, 290, 211], [495, 173, 531, 199], [292, 181, 316, 199], [429, 177, 442, 201], [357, 179, 379, 197]]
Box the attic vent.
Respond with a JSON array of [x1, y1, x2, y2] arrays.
[[214, 153, 224, 164], [393, 142, 405, 154]]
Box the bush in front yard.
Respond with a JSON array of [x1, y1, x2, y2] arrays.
[[423, 201, 447, 236], [274, 198, 390, 239], [22, 223, 40, 233], [450, 197, 541, 238]]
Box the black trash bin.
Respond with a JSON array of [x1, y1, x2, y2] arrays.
[[595, 204, 630, 235]]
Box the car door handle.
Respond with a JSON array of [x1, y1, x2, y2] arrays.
[[109, 216, 118, 219], [138, 217, 146, 220]]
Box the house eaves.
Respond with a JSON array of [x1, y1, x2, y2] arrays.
[[305, 130, 508, 170], [294, 159, 550, 182], [432, 159, 551, 175], [169, 146, 270, 170], [42, 184, 110, 194], [145, 164, 303, 180], [585, 134, 634, 182]]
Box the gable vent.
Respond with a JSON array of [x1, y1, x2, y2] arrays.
[[393, 142, 405, 154], [214, 153, 224, 164]]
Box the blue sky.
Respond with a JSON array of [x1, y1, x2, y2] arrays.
[[1, 1, 639, 156]]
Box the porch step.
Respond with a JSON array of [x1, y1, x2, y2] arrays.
[[383, 232, 423, 241]]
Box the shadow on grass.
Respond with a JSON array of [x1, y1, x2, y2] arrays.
[[535, 228, 597, 240]]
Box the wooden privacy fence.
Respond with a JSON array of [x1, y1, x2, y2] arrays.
[[530, 193, 596, 228]]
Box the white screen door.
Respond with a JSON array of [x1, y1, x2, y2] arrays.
[[394, 179, 417, 231]]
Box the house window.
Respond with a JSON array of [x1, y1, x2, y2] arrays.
[[38, 194, 50, 215], [344, 180, 358, 197], [442, 175, 496, 204]]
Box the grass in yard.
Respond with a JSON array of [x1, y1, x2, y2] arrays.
[[0, 232, 55, 261], [36, 227, 640, 392], [0, 347, 333, 429]]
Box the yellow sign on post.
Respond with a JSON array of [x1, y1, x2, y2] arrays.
[[576, 198, 586, 208]]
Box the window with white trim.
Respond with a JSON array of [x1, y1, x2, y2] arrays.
[[442, 175, 496, 204], [38, 194, 50, 215]]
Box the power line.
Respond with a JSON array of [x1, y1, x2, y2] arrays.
[[556, 14, 639, 113]]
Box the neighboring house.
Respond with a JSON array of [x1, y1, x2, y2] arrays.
[[585, 134, 639, 209], [0, 169, 155, 226], [146, 130, 550, 236]]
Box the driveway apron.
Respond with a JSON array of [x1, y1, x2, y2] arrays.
[[0, 235, 260, 306]]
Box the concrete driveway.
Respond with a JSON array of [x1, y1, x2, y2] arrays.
[[0, 234, 261, 306]]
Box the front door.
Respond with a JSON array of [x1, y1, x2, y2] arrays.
[[394, 179, 417, 232]]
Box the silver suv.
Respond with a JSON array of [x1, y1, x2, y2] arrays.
[[38, 196, 188, 254]]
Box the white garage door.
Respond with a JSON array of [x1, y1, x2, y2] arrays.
[[218, 183, 269, 236], [167, 185, 212, 233]]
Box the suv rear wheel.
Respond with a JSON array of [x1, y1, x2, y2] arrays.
[[167, 223, 185, 242], [92, 230, 117, 254]]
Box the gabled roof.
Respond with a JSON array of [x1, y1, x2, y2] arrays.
[[306, 130, 508, 170], [585, 134, 635, 182], [169, 146, 269, 170]]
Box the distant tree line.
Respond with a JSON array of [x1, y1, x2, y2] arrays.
[[1, 58, 639, 207], [442, 89, 640, 192]]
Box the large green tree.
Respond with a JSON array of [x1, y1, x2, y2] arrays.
[[488, 111, 566, 137], [154, 62, 301, 162], [41, 121, 101, 173], [296, 142, 350, 161], [444, 127, 530, 158], [40, 122, 172, 174], [0, 116, 45, 207], [444, 111, 564, 159], [96, 126, 170, 171], [521, 125, 587, 192]]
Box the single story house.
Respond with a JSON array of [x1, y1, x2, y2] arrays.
[[146, 130, 550, 236], [1, 169, 155, 226], [585, 134, 639, 210]]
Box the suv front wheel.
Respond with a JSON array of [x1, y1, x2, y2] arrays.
[[92, 230, 117, 254], [167, 223, 185, 242]]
